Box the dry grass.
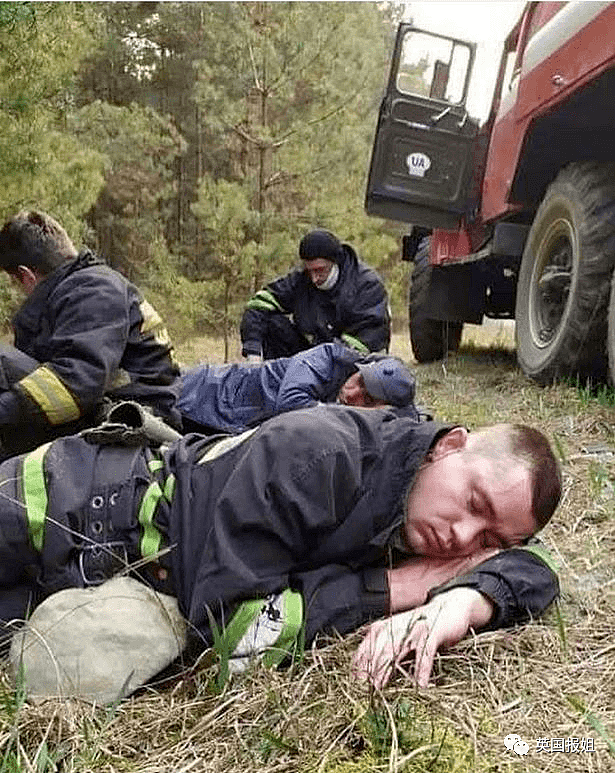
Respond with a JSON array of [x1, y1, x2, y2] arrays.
[[2, 320, 615, 772]]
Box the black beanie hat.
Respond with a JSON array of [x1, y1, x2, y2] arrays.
[[299, 230, 344, 264]]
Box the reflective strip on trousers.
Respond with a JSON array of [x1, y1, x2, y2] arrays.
[[221, 589, 304, 671], [22, 442, 53, 552], [137, 458, 175, 558]]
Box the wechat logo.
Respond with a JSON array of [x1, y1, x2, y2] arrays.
[[504, 733, 529, 756]]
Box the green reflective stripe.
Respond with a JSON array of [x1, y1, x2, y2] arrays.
[[261, 590, 304, 667], [148, 459, 164, 473], [22, 442, 52, 552], [246, 289, 284, 313], [138, 481, 164, 557], [341, 332, 369, 353], [520, 543, 559, 575], [163, 473, 176, 501], [221, 599, 264, 655]]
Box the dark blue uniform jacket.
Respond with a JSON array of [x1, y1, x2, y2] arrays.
[[0, 407, 559, 652], [0, 250, 181, 433], [165, 408, 559, 645], [178, 342, 414, 433], [240, 244, 390, 356]]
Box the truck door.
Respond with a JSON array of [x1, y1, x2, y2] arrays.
[[365, 24, 479, 231]]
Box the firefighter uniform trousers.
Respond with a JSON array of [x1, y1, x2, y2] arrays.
[[0, 435, 176, 625], [0, 429, 305, 670]]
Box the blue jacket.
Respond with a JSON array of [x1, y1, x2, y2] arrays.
[[179, 342, 410, 433]]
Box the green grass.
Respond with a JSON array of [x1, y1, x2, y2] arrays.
[[2, 321, 615, 772]]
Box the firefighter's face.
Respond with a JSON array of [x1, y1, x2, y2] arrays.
[[303, 258, 335, 286], [337, 372, 387, 408], [404, 427, 536, 557]]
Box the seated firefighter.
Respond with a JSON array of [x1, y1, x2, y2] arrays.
[[240, 229, 391, 361], [0, 404, 561, 689], [179, 341, 419, 434], [0, 210, 181, 459]]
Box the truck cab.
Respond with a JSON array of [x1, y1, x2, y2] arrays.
[[367, 2, 615, 384]]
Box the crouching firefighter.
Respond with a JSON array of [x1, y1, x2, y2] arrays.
[[0, 209, 182, 461], [0, 403, 561, 686]]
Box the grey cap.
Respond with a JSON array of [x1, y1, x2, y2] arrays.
[[356, 358, 416, 407]]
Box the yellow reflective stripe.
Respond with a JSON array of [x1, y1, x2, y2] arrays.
[[138, 481, 164, 557], [197, 428, 258, 465], [246, 289, 284, 313], [140, 299, 173, 346], [22, 442, 52, 552], [139, 299, 163, 334], [19, 366, 81, 425], [340, 333, 369, 354], [137, 460, 174, 557], [261, 590, 304, 667], [520, 542, 559, 575]]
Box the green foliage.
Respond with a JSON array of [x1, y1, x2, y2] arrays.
[[566, 694, 615, 758], [189, 2, 403, 311], [67, 100, 185, 276], [0, 3, 105, 230], [141, 239, 214, 346], [193, 175, 259, 353], [0, 1, 409, 338], [0, 275, 22, 333]]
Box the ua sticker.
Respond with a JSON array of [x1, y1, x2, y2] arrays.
[[406, 152, 431, 177]]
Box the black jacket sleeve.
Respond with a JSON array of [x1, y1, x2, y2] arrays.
[[293, 565, 388, 644], [296, 541, 559, 642], [240, 272, 301, 356], [339, 267, 391, 354], [427, 541, 560, 629], [184, 413, 367, 636], [7, 269, 132, 428]]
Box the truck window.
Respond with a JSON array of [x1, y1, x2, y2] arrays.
[[396, 30, 471, 105]]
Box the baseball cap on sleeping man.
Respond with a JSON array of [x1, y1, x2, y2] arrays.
[[356, 358, 415, 407]]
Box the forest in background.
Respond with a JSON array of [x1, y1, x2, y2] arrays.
[[0, 1, 409, 353]]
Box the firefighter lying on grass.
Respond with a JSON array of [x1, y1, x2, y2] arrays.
[[1, 405, 560, 692]]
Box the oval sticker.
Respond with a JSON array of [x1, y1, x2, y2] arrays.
[[406, 152, 431, 177]]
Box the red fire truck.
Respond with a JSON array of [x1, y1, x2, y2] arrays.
[[366, 2, 615, 383]]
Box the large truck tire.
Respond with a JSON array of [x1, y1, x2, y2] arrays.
[[606, 272, 615, 386], [409, 239, 463, 362], [515, 162, 615, 384]]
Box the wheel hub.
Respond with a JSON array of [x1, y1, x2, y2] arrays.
[[530, 220, 573, 347]]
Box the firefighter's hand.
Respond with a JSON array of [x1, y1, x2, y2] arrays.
[[246, 354, 262, 364], [352, 587, 494, 689]]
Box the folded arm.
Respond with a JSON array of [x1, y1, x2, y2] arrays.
[[353, 543, 559, 689]]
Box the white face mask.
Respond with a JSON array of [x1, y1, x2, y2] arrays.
[[316, 262, 339, 291]]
